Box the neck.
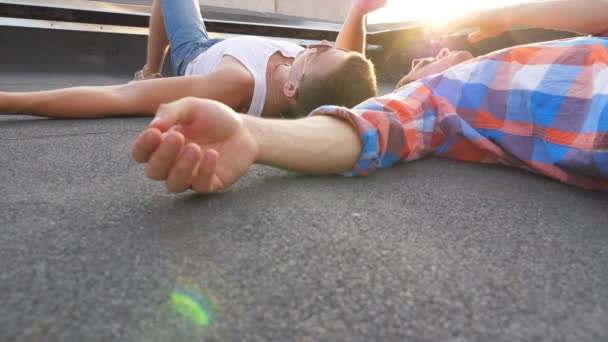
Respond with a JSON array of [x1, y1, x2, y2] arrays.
[[266, 64, 293, 118]]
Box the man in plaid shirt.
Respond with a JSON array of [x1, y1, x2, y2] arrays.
[[133, 0, 608, 193], [310, 36, 608, 190]]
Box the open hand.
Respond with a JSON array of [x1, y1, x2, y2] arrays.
[[132, 98, 258, 194]]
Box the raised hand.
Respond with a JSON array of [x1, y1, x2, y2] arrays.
[[132, 98, 258, 194], [353, 0, 387, 16], [434, 8, 511, 44]]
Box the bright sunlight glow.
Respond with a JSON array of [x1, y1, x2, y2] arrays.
[[368, 0, 529, 25]]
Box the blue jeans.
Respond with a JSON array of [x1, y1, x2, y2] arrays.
[[161, 0, 223, 76]]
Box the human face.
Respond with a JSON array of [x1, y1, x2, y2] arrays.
[[410, 48, 473, 80], [289, 41, 350, 83]]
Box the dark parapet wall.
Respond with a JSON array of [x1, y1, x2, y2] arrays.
[[0, 0, 343, 41]]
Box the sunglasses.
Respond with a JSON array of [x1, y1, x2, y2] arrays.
[[297, 43, 350, 80], [411, 57, 437, 71]]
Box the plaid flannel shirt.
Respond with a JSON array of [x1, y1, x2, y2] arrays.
[[311, 36, 608, 191]]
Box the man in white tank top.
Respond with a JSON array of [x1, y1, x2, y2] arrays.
[[0, 0, 384, 120], [131, 0, 386, 118]]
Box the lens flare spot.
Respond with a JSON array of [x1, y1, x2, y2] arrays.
[[171, 285, 218, 328]]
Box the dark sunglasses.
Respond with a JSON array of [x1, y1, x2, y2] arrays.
[[411, 57, 437, 70]]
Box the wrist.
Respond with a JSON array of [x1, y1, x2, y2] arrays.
[[241, 115, 265, 165], [242, 114, 290, 168]]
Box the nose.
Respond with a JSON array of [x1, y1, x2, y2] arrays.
[[437, 48, 452, 59]]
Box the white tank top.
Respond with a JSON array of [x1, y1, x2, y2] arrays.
[[184, 36, 304, 116]]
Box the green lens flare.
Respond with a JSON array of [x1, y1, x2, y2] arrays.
[[171, 285, 218, 328], [171, 292, 210, 327]]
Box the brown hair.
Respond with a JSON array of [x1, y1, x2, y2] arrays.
[[290, 52, 377, 118]]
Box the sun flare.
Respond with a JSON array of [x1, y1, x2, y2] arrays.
[[368, 0, 529, 25]]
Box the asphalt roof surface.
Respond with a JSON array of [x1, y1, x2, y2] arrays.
[[1, 25, 607, 342]]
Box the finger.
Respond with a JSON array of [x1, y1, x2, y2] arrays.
[[132, 128, 162, 163], [165, 143, 201, 193], [149, 98, 199, 132], [145, 131, 185, 180], [191, 150, 221, 194]]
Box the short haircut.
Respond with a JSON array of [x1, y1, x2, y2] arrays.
[[290, 52, 377, 118]]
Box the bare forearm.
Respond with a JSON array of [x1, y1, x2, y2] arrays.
[[6, 85, 149, 118], [336, 5, 366, 53], [507, 0, 608, 35], [245, 115, 362, 174]]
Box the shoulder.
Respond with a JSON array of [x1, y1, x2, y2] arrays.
[[214, 56, 255, 88], [196, 57, 254, 109]]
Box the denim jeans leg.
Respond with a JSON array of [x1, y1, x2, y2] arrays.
[[160, 0, 214, 76]]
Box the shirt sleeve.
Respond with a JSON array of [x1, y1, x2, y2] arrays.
[[309, 81, 443, 176]]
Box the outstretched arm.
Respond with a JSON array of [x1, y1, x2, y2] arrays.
[[0, 67, 251, 118], [335, 0, 386, 54], [132, 98, 362, 193], [505, 0, 608, 36], [440, 0, 608, 43]]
